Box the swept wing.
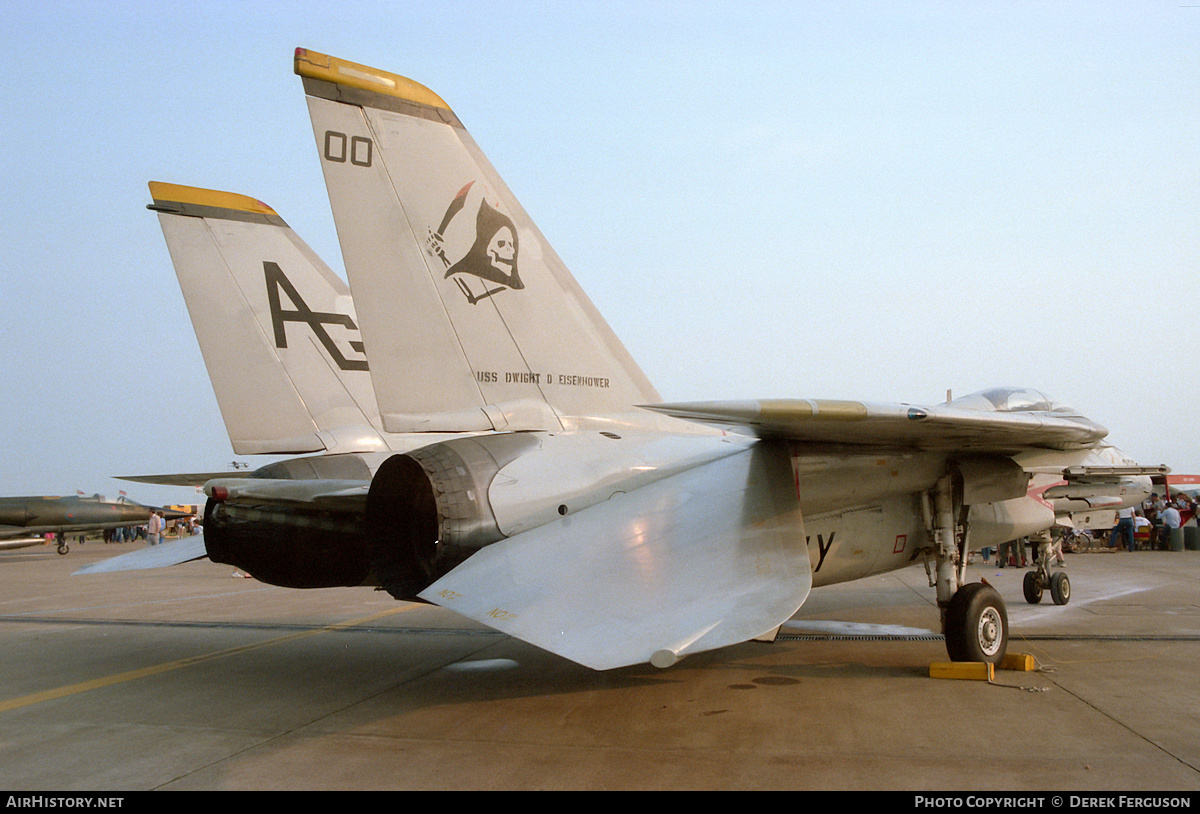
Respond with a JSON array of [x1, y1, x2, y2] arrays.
[[422, 442, 808, 670], [644, 396, 1107, 452]]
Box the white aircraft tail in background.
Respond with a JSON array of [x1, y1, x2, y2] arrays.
[[147, 182, 384, 456]]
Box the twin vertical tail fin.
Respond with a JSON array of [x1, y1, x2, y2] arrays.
[[151, 51, 664, 452], [147, 182, 387, 455], [294, 49, 661, 433]]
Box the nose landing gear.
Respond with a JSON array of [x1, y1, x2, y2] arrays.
[[1022, 536, 1071, 605]]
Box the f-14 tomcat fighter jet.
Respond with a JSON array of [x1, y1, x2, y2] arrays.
[[129, 49, 1162, 671]]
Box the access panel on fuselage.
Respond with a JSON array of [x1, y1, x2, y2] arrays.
[[806, 495, 925, 588]]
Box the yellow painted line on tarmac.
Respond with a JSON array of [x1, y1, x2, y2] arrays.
[[0, 606, 419, 714]]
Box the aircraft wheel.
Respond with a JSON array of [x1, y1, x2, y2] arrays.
[[944, 583, 1008, 664], [1022, 570, 1043, 604], [1050, 571, 1071, 605], [57, 544, 68, 555]]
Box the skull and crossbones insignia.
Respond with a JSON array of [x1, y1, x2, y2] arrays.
[[427, 181, 525, 305]]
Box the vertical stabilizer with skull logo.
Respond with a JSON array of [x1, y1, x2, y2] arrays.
[[297, 50, 662, 435]]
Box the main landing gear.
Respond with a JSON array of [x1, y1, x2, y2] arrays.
[[1022, 534, 1070, 605], [926, 475, 1009, 665], [944, 582, 1008, 663]]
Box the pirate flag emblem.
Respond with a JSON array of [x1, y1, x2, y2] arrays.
[[427, 181, 524, 305]]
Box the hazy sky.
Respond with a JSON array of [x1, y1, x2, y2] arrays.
[[2, 1, 1197, 508]]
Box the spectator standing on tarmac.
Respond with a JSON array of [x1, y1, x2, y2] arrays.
[[997, 537, 1028, 567], [1111, 506, 1136, 552], [147, 510, 163, 546], [1161, 502, 1182, 549], [1143, 493, 1164, 549]]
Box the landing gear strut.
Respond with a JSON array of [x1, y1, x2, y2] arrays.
[[1023, 533, 1070, 605], [927, 475, 1009, 664]]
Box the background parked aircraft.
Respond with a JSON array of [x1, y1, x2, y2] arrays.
[[0, 494, 192, 554]]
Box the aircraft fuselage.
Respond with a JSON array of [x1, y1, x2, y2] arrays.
[[0, 496, 189, 539]]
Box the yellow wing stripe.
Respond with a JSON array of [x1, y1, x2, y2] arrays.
[[294, 48, 451, 112], [758, 399, 870, 422]]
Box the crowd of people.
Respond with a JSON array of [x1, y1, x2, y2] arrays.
[[976, 491, 1197, 565], [1106, 492, 1197, 552], [99, 510, 200, 544]]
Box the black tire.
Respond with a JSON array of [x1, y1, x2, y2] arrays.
[[1050, 571, 1071, 605], [945, 583, 1008, 664], [1023, 570, 1043, 604]]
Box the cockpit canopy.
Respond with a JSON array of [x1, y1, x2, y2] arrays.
[[949, 388, 1076, 415]]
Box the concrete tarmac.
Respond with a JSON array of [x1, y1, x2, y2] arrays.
[[1, 539, 1198, 791]]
